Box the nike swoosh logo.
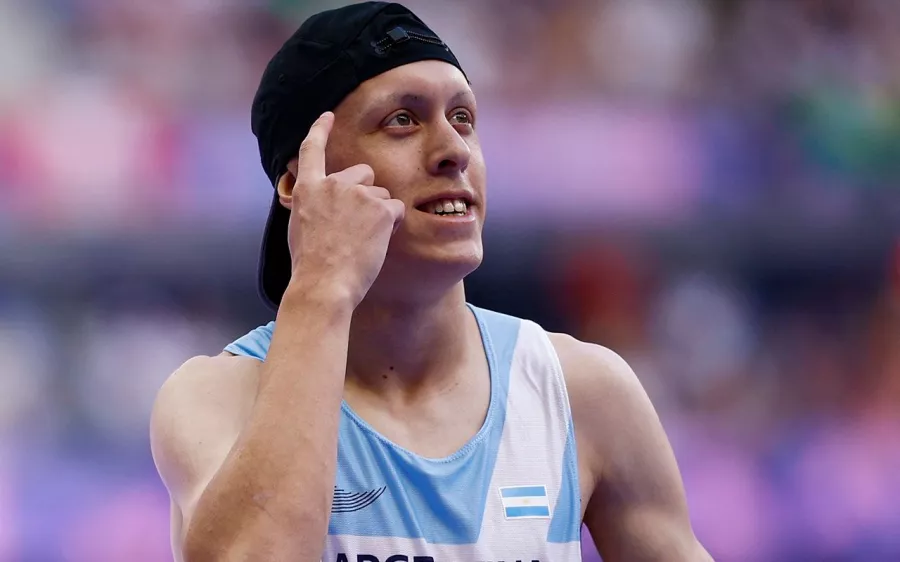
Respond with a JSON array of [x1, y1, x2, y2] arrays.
[[331, 486, 387, 513]]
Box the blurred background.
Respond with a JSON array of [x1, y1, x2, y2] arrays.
[[1, 0, 899, 560]]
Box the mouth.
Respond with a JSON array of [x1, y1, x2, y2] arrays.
[[414, 196, 474, 218]]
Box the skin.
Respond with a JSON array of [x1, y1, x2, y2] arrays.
[[150, 60, 713, 562]]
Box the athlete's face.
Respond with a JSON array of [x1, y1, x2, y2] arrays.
[[292, 60, 486, 294]]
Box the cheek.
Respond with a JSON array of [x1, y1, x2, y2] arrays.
[[375, 166, 420, 201], [467, 153, 487, 190], [367, 147, 424, 196]]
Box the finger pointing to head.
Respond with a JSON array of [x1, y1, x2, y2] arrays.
[[296, 112, 334, 184]]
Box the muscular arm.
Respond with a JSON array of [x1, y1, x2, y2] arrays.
[[551, 334, 713, 562], [151, 287, 354, 562]]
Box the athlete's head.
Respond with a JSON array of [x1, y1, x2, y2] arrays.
[[251, 2, 484, 310]]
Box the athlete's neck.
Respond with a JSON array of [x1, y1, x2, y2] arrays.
[[345, 283, 478, 393]]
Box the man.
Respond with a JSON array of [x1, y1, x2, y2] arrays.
[[150, 3, 713, 561]]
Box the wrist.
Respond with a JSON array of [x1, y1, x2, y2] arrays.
[[280, 276, 357, 318]]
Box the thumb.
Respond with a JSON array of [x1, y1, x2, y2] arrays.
[[387, 199, 406, 233]]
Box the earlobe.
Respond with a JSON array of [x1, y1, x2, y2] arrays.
[[276, 170, 296, 210]]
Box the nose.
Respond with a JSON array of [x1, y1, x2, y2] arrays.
[[426, 120, 471, 177]]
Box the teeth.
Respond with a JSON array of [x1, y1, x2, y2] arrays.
[[429, 198, 468, 215]]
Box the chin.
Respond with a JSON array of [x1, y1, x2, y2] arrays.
[[377, 241, 484, 295], [412, 238, 483, 269]]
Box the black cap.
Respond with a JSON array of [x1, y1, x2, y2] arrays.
[[251, 1, 466, 310]]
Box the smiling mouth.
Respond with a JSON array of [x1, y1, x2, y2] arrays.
[[416, 197, 471, 217]]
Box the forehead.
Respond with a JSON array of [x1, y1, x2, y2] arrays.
[[344, 60, 473, 110]]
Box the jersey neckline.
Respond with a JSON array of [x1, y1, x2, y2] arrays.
[[338, 303, 499, 464]]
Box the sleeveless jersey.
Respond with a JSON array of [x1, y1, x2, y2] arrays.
[[224, 305, 582, 562]]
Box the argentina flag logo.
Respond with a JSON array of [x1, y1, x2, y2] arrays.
[[499, 485, 551, 519]]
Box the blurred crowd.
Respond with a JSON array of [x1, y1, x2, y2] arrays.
[[2, 0, 900, 227], [1, 0, 899, 561]]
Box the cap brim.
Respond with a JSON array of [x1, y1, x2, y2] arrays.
[[258, 192, 292, 311]]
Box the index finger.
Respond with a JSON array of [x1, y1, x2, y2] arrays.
[[296, 112, 334, 183]]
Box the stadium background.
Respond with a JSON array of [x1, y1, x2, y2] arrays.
[[1, 0, 899, 560]]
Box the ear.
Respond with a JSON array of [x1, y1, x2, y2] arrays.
[[275, 159, 299, 210]]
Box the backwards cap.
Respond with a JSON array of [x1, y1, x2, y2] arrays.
[[251, 1, 466, 310]]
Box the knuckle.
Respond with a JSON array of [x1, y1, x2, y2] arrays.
[[354, 164, 375, 184], [322, 175, 341, 191], [377, 202, 394, 218], [291, 177, 309, 194], [298, 140, 315, 158], [348, 183, 369, 200]]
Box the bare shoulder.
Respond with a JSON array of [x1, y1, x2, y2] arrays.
[[150, 353, 261, 507], [548, 333, 710, 561], [546, 332, 635, 384], [546, 332, 667, 480], [546, 332, 650, 428]]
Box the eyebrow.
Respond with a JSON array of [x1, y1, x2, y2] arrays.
[[366, 90, 475, 113]]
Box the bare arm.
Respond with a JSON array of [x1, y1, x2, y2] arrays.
[[151, 289, 354, 562], [150, 352, 257, 562], [552, 334, 713, 562], [151, 110, 404, 561]]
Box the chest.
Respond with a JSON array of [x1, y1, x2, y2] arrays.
[[322, 405, 585, 562], [342, 369, 491, 459]]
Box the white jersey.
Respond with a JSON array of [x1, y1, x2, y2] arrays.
[[225, 304, 583, 562]]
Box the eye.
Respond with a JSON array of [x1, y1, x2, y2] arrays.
[[450, 110, 474, 126], [385, 112, 416, 128]]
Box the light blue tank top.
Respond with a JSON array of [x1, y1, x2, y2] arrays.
[[225, 305, 582, 562]]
